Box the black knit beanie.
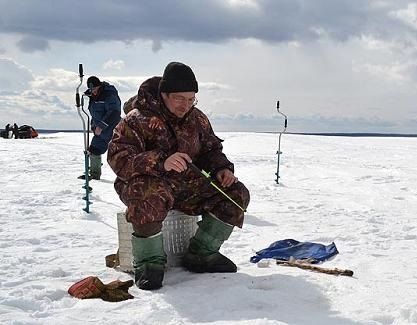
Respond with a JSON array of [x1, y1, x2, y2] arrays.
[[87, 76, 101, 89], [159, 62, 198, 93]]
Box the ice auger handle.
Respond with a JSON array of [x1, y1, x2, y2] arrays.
[[79, 64, 84, 77]]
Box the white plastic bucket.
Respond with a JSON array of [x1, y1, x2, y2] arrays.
[[117, 211, 199, 271]]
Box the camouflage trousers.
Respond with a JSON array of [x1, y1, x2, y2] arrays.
[[114, 173, 250, 230]]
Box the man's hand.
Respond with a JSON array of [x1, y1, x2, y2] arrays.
[[164, 152, 192, 173], [94, 126, 102, 136], [216, 169, 238, 188], [149, 117, 164, 130]]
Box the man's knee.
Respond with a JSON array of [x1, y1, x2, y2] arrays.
[[239, 182, 250, 207], [211, 181, 250, 228], [124, 179, 174, 229], [90, 136, 108, 155], [133, 221, 163, 237], [230, 181, 250, 208], [89, 144, 106, 155]]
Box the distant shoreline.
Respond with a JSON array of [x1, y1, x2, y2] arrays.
[[30, 130, 417, 138], [288, 132, 417, 138]]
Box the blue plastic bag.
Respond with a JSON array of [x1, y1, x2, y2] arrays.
[[250, 239, 339, 264]]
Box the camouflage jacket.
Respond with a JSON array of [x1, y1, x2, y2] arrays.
[[107, 76, 234, 184]]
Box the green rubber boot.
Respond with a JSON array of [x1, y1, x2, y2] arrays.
[[89, 154, 102, 180], [131, 232, 167, 290], [182, 212, 237, 273]]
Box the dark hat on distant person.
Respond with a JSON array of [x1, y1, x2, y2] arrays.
[[159, 62, 198, 93], [87, 76, 101, 89]]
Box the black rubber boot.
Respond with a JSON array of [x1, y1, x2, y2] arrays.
[[77, 174, 100, 180], [135, 264, 165, 290], [131, 233, 167, 291], [182, 251, 237, 273], [182, 213, 237, 273]]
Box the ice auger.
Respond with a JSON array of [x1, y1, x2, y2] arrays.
[[275, 100, 288, 184], [75, 63, 92, 212]]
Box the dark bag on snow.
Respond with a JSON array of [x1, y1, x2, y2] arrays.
[[250, 239, 339, 264], [18, 125, 38, 138]]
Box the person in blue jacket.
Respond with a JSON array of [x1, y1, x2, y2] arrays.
[[79, 76, 121, 180]]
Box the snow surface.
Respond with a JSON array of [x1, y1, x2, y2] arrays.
[[1, 132, 417, 325]]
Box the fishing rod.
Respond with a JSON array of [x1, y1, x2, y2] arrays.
[[275, 100, 288, 184], [76, 63, 92, 213], [188, 162, 246, 212]]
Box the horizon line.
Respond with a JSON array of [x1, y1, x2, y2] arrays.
[[30, 129, 417, 138]]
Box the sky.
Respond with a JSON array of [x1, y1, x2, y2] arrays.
[[1, 132, 417, 324], [0, 0, 417, 133]]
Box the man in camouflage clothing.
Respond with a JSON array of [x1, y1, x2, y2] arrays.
[[107, 62, 250, 290]]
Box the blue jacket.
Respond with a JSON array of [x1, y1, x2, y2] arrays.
[[88, 82, 121, 154], [88, 82, 121, 131]]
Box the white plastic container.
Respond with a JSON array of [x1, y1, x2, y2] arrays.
[[117, 211, 199, 271]]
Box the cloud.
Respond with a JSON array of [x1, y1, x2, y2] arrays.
[[1, 0, 416, 52], [28, 67, 144, 94], [0, 60, 148, 127], [30, 69, 79, 91], [16, 36, 50, 52], [103, 59, 125, 70], [352, 35, 417, 85], [200, 82, 232, 92], [0, 89, 75, 128], [207, 112, 407, 133], [151, 40, 163, 52], [0, 63, 82, 128], [212, 97, 241, 106], [390, 3, 417, 30], [404, 118, 417, 129], [17, 89, 73, 113], [352, 60, 417, 84], [0, 57, 34, 92], [104, 76, 146, 93]]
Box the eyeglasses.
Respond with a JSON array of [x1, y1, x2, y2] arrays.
[[170, 94, 198, 106]]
